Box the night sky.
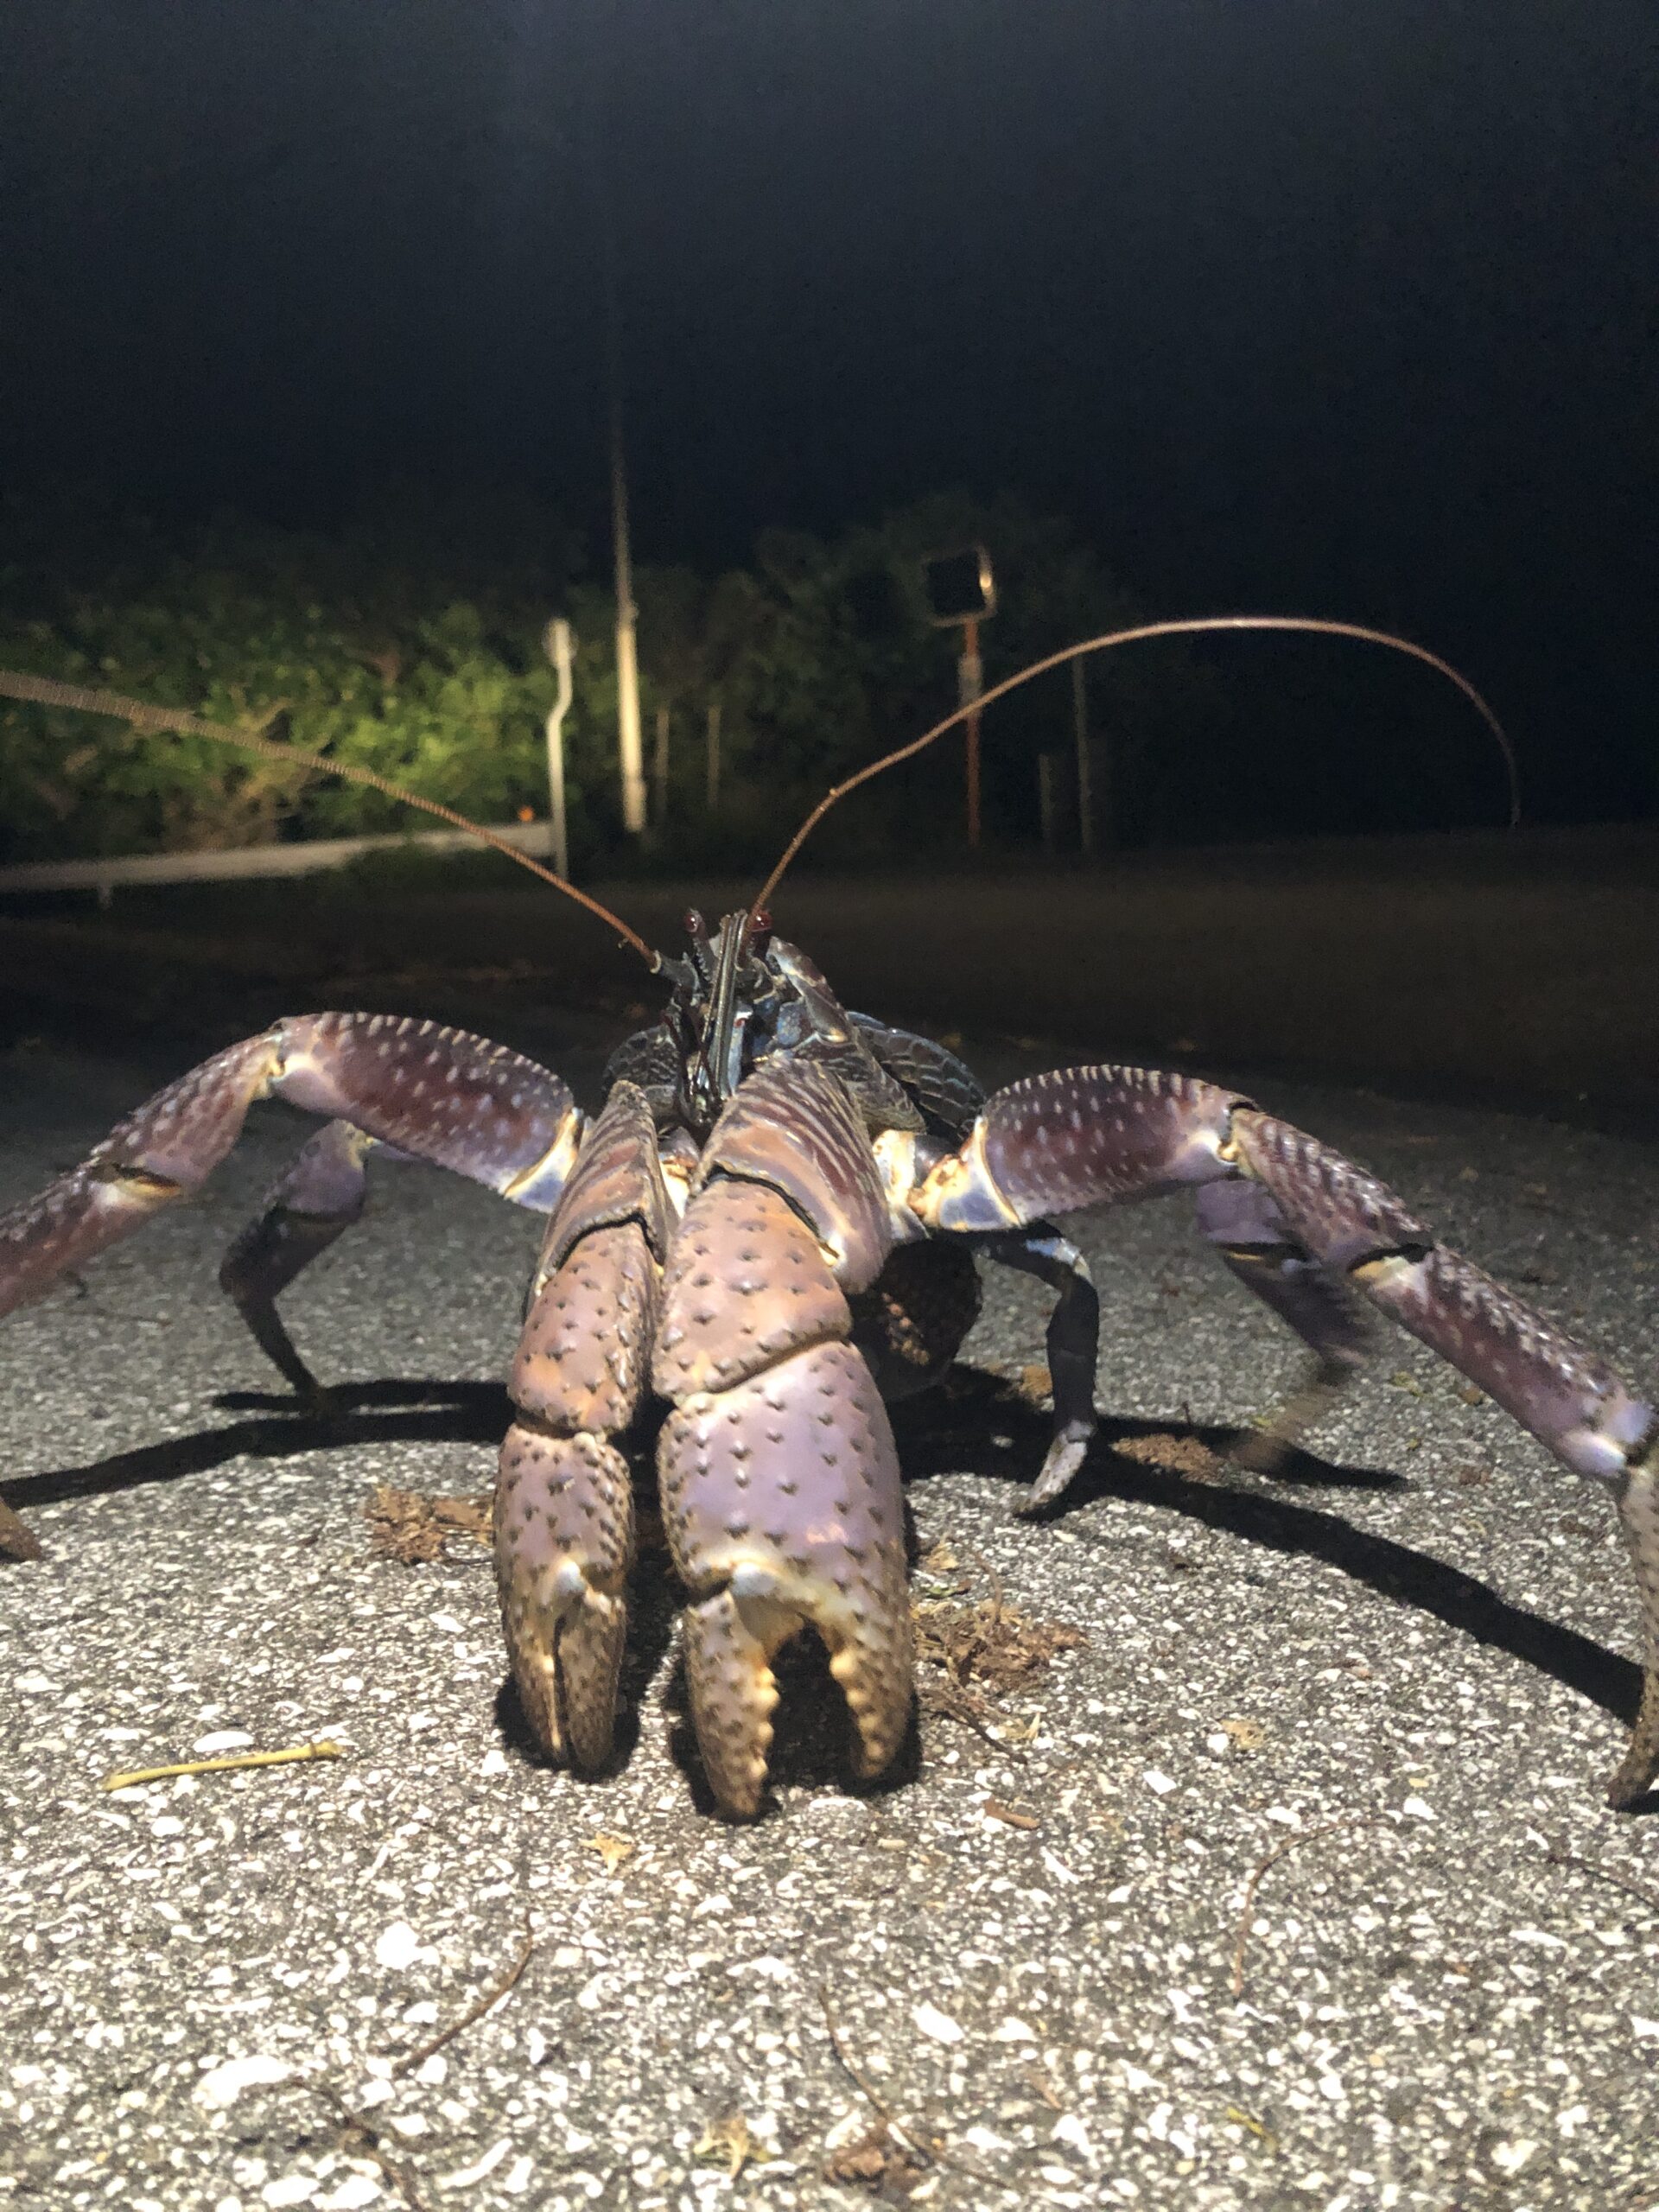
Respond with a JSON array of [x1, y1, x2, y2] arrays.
[[3, 2, 1655, 821]]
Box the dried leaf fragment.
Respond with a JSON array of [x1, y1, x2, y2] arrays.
[[1218, 1717, 1267, 1751], [0, 1493, 43, 1563], [1114, 1431, 1224, 1483], [695, 2113, 762, 2179], [365, 1484, 492, 1564], [981, 1797, 1040, 1830], [587, 1833, 635, 1874], [912, 1594, 1085, 1694], [823, 2123, 928, 2198]]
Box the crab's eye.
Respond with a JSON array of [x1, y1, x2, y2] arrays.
[[683, 909, 708, 941], [750, 907, 772, 936]]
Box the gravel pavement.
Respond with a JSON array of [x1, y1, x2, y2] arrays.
[[3, 1027, 1658, 2212]]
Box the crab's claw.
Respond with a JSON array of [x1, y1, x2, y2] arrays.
[[659, 1332, 912, 1817], [652, 1062, 913, 1816]]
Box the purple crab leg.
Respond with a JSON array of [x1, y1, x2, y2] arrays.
[[218, 1119, 397, 1398], [0, 1016, 582, 1550], [654, 1058, 912, 1818], [977, 1225, 1102, 1510], [0, 1014, 582, 1329], [1194, 1177, 1373, 1471], [1230, 1109, 1659, 1803], [912, 1064, 1659, 1803]]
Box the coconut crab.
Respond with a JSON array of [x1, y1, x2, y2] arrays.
[[0, 625, 1653, 1820]]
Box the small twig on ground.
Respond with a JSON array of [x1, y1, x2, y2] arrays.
[[1545, 1845, 1659, 1919], [1230, 1815, 1382, 1997], [391, 1914, 536, 2078], [918, 1680, 1031, 1762], [817, 1988, 1022, 2199], [315, 2082, 427, 2212], [102, 1741, 342, 1791], [819, 1989, 913, 2147]]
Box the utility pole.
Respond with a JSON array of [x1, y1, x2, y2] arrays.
[[609, 393, 646, 834], [592, 71, 647, 839], [959, 617, 984, 849], [1071, 656, 1095, 857], [922, 544, 996, 849], [1038, 753, 1058, 855], [705, 697, 721, 812], [652, 702, 671, 824]]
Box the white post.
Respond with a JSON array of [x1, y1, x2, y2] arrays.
[[543, 619, 575, 880]]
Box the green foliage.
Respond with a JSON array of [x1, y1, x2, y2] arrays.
[[0, 487, 1193, 868]]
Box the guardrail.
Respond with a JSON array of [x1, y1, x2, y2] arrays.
[[0, 821, 556, 902]]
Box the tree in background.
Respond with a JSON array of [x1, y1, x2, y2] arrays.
[[0, 487, 1198, 867]]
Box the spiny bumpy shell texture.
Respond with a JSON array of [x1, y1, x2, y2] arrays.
[[652, 1180, 850, 1400]]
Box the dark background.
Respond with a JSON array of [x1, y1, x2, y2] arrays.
[[3, 1, 1655, 828]]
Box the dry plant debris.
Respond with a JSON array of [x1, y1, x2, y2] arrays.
[[912, 1554, 1086, 1755], [1113, 1431, 1224, 1483], [365, 1485, 492, 1564], [823, 2123, 929, 2200], [980, 1797, 1040, 1830], [695, 2113, 775, 2181], [1217, 1716, 1267, 1751], [387, 1915, 536, 2079], [586, 1833, 635, 1874], [912, 1584, 1086, 1696]]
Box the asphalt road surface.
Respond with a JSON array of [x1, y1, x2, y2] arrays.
[[3, 1027, 1657, 2212]]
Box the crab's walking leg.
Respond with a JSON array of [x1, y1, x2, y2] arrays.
[[0, 1014, 581, 1327], [1195, 1178, 1372, 1471], [978, 1226, 1101, 1510], [0, 1016, 582, 1552], [913, 1064, 1659, 1804], [217, 1121, 406, 1398], [654, 1060, 912, 1817], [1231, 1110, 1659, 1805], [493, 1083, 667, 1773]]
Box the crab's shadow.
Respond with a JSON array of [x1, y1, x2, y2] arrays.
[[894, 1366, 1649, 1784], [2, 1363, 1649, 1810]]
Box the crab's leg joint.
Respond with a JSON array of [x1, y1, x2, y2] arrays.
[[1231, 1108, 1659, 1804]]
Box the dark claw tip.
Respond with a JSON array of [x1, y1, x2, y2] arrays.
[[1016, 1433, 1091, 1516]]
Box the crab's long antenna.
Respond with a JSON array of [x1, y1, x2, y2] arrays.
[[0, 668, 658, 965], [751, 614, 1518, 918]]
